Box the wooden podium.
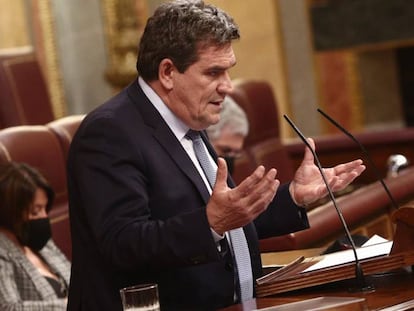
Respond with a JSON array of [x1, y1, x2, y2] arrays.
[[219, 205, 414, 311], [256, 205, 414, 298]]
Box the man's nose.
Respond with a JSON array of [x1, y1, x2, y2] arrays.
[[218, 72, 233, 94]]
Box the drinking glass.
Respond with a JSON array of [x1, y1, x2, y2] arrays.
[[119, 283, 160, 311]]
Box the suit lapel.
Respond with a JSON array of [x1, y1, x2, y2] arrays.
[[155, 126, 212, 203], [126, 80, 211, 203]]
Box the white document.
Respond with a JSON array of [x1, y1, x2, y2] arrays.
[[361, 234, 388, 246], [302, 238, 393, 273]]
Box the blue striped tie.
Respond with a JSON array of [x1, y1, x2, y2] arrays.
[[186, 130, 253, 302]]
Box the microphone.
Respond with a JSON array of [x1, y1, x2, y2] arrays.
[[317, 108, 399, 211], [283, 114, 374, 292]]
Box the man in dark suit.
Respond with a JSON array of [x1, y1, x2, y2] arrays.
[[66, 1, 365, 310]]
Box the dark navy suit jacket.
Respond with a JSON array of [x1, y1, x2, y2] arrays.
[[66, 78, 309, 310]]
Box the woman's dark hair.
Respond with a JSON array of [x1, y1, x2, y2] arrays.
[[137, 0, 240, 81], [0, 162, 54, 236]]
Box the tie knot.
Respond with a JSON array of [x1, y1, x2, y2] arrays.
[[186, 129, 201, 141]]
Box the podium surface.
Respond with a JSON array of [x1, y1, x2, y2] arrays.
[[219, 205, 414, 311], [219, 270, 414, 310]]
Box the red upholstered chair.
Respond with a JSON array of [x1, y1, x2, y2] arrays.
[[249, 138, 295, 185], [229, 79, 295, 185], [231, 151, 256, 185], [0, 125, 72, 259], [47, 114, 85, 160], [229, 79, 281, 148], [0, 47, 55, 129]]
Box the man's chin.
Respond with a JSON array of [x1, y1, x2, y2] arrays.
[[211, 116, 221, 124], [194, 114, 220, 130]]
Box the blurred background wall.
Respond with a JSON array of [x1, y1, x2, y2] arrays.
[[1, 0, 413, 138]]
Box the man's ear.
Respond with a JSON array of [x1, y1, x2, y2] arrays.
[[158, 58, 175, 90]]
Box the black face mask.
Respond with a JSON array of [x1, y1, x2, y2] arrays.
[[224, 156, 235, 176], [20, 218, 52, 251]]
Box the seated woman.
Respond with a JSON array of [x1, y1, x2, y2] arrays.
[[0, 162, 70, 310]]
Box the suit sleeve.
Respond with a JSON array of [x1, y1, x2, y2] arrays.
[[253, 183, 310, 239]]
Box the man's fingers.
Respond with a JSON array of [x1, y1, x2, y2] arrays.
[[214, 157, 228, 190], [239, 168, 279, 212], [303, 138, 315, 163], [333, 159, 365, 175], [328, 159, 366, 192], [307, 137, 315, 150], [235, 165, 266, 196], [245, 179, 280, 215], [245, 169, 278, 199], [210, 164, 280, 232]]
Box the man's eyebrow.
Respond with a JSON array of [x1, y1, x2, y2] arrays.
[[206, 62, 237, 72], [206, 65, 227, 71], [206, 58, 237, 70]]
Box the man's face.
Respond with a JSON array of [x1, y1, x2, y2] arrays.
[[167, 44, 236, 130]]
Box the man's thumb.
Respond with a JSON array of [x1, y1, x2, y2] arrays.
[[214, 157, 228, 189]]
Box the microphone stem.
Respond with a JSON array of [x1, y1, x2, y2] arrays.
[[284, 114, 373, 292], [314, 152, 369, 290], [317, 108, 399, 211], [312, 149, 360, 271]]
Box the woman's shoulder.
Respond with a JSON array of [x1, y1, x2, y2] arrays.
[[0, 232, 19, 258], [41, 240, 71, 268], [41, 239, 71, 283]]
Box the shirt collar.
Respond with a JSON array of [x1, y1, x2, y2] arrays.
[[138, 77, 189, 141]]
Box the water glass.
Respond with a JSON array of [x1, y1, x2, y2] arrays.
[[120, 283, 160, 311]]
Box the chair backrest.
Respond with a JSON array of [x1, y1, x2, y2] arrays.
[[249, 138, 295, 184], [0, 47, 55, 129], [47, 114, 85, 159], [229, 79, 295, 183], [231, 151, 256, 185], [0, 125, 71, 259], [230, 79, 281, 148]]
